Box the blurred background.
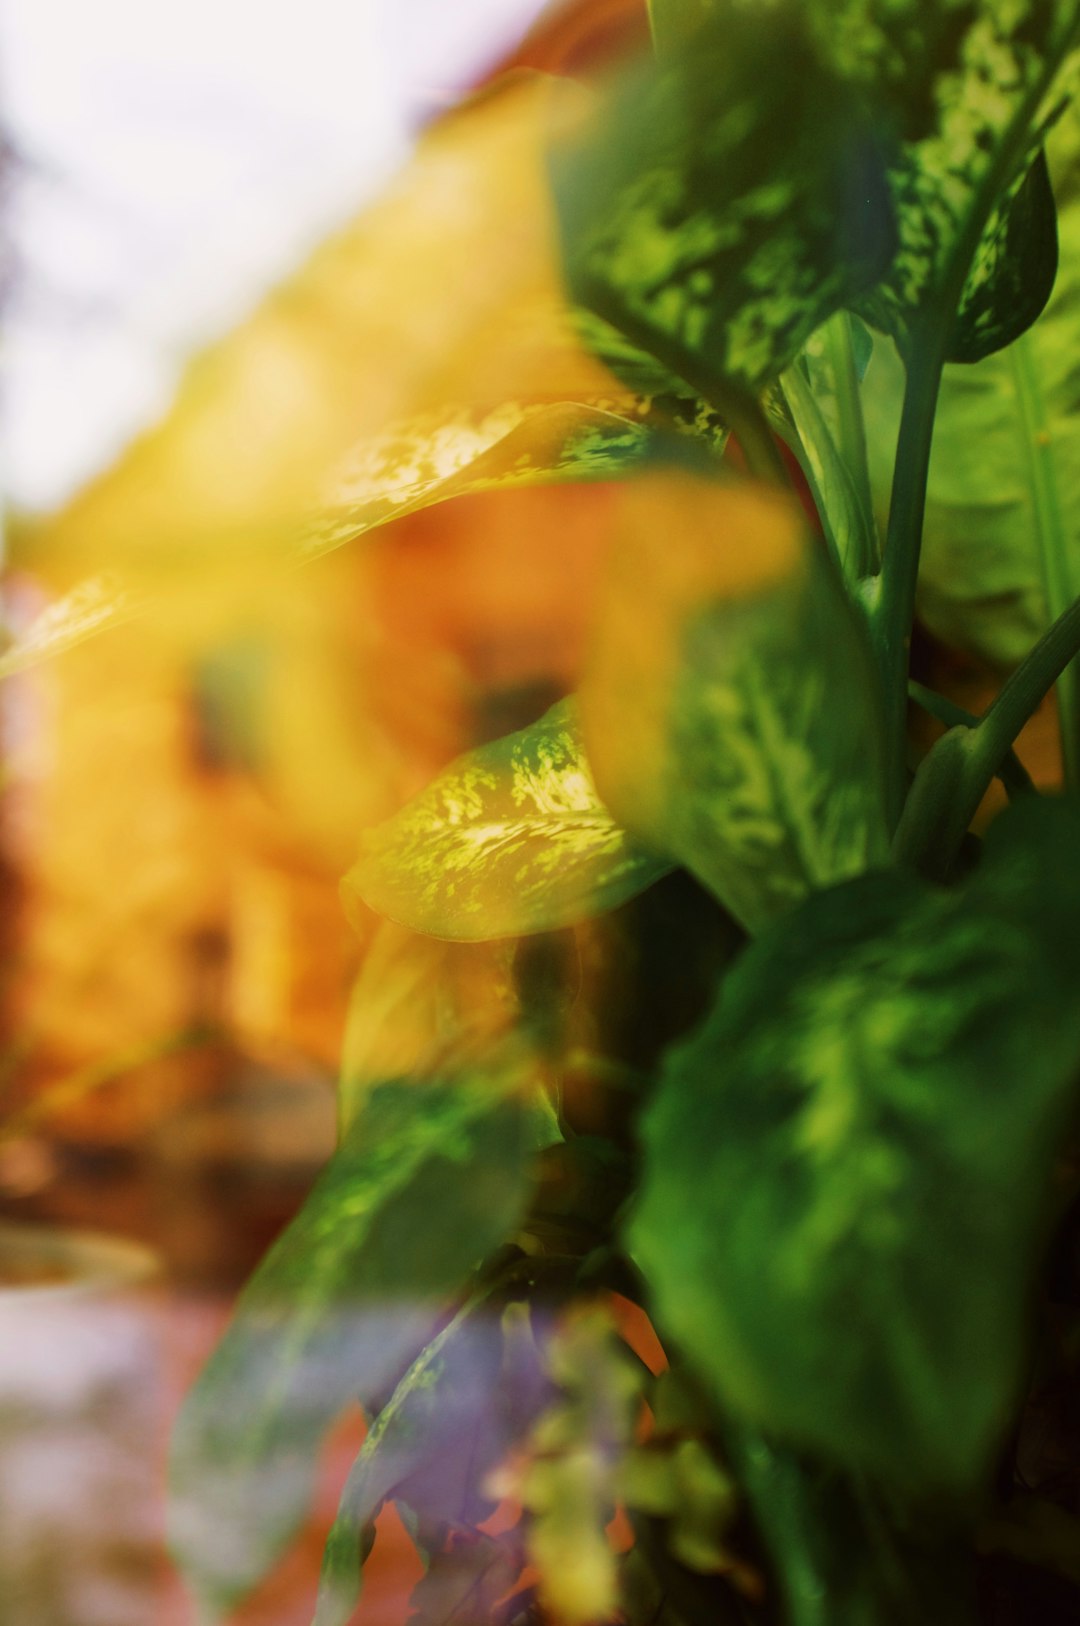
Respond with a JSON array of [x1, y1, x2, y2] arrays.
[[0, 3, 622, 1621]]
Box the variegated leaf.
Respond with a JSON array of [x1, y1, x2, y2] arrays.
[[552, 4, 895, 399], [344, 697, 672, 941], [633, 798, 1080, 1492], [861, 104, 1080, 783], [512, 1306, 643, 1626], [301, 396, 671, 560], [580, 473, 889, 932], [819, 0, 1080, 359], [304, 390, 728, 559], [170, 1050, 544, 1615], [614, 2, 1078, 376]]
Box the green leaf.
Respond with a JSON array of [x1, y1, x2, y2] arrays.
[[633, 797, 1080, 1492], [169, 1054, 543, 1615], [581, 473, 889, 933], [777, 341, 878, 581], [818, 0, 1079, 360], [944, 147, 1059, 363], [729, 1429, 972, 1626], [644, 2, 1078, 364], [862, 105, 1080, 772], [552, 5, 895, 400], [344, 697, 673, 942]]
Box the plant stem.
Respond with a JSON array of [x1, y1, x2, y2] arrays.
[[870, 24, 1073, 829], [895, 594, 1080, 877], [0, 1026, 208, 1146], [726, 394, 792, 487], [907, 680, 1035, 799], [872, 322, 949, 832], [974, 591, 1080, 787]]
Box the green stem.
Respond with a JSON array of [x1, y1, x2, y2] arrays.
[[872, 32, 1074, 829], [0, 1025, 207, 1146], [872, 323, 949, 832], [1008, 335, 1080, 793], [895, 594, 1080, 878], [974, 591, 1080, 786], [907, 680, 1035, 799]]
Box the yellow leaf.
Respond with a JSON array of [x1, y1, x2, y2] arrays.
[[14, 71, 629, 660]]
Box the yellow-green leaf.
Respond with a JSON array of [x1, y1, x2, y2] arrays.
[[829, 0, 1080, 359], [553, 6, 894, 398], [344, 697, 672, 942], [514, 1306, 643, 1626], [301, 396, 674, 560], [580, 473, 889, 932]]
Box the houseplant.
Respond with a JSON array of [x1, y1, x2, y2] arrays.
[[171, 2, 1080, 1622]]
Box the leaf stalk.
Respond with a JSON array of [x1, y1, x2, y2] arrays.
[[872, 323, 949, 832], [895, 594, 1080, 877]]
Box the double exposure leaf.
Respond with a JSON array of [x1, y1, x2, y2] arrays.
[[170, 1051, 544, 1614], [314, 1293, 547, 1626], [11, 71, 667, 668]]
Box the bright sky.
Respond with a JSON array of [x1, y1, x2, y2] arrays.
[[1, 0, 547, 513]]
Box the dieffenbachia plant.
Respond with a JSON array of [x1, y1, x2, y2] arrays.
[[173, 4, 1080, 1623]]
